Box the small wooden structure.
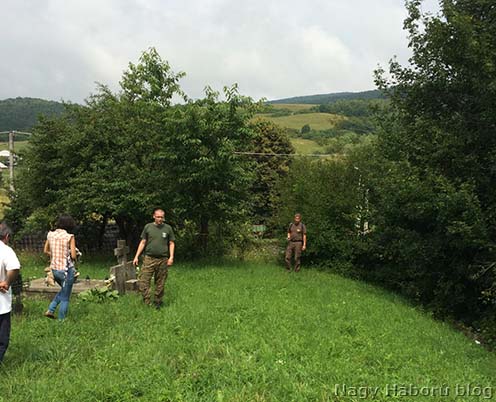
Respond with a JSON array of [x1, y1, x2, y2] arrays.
[[109, 240, 138, 294]]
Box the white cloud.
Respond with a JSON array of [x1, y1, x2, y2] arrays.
[[0, 0, 440, 103]]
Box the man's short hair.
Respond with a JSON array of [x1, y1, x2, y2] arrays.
[[0, 222, 12, 241], [294, 213, 302, 218], [152, 208, 165, 215]]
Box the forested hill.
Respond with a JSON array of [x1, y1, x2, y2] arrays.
[[0, 97, 65, 132], [269, 89, 384, 105]]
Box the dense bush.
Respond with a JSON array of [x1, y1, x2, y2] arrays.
[[274, 157, 362, 266], [370, 0, 496, 343], [361, 163, 490, 315], [315, 98, 386, 117]]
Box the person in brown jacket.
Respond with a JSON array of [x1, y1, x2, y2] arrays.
[[285, 213, 307, 272]]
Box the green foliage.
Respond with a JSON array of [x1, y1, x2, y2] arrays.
[[249, 119, 295, 226], [316, 98, 386, 117], [320, 133, 376, 155], [7, 48, 259, 256], [368, 0, 496, 340], [0, 97, 64, 132], [78, 286, 119, 303], [275, 157, 362, 265], [156, 85, 258, 253], [300, 124, 311, 134], [259, 99, 380, 147], [361, 162, 489, 314], [120, 47, 187, 107], [311, 99, 384, 137], [375, 0, 496, 200], [289, 138, 326, 155], [337, 116, 376, 135]]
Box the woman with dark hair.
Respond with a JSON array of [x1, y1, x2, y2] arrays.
[[43, 214, 77, 320]]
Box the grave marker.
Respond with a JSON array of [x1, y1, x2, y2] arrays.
[[110, 240, 137, 294]]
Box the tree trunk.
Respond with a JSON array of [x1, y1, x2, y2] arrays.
[[97, 213, 109, 251], [198, 216, 209, 253], [115, 216, 139, 252]]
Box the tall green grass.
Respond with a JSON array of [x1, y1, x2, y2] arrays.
[[1, 256, 495, 401]]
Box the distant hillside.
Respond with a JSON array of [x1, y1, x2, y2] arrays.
[[269, 89, 384, 105], [0, 97, 65, 133]]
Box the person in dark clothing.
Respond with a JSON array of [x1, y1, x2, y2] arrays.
[[285, 213, 307, 272]]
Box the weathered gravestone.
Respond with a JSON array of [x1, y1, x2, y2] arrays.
[[26, 240, 138, 298], [25, 275, 107, 297], [110, 240, 137, 294]]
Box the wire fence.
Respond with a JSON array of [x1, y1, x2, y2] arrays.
[[14, 224, 121, 253]]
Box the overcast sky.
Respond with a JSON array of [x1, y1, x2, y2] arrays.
[[1, 0, 440, 103]]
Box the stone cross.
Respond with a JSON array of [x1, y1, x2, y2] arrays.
[[110, 240, 136, 294]]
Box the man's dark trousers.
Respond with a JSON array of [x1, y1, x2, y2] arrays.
[[0, 312, 11, 363], [285, 241, 303, 272]]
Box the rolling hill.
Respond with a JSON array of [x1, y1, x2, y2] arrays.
[[0, 97, 65, 134], [269, 89, 384, 105]]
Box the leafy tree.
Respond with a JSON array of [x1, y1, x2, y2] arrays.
[[8, 49, 259, 256], [249, 119, 295, 227], [300, 124, 311, 134], [157, 85, 257, 252], [316, 99, 385, 117], [120, 47, 186, 107], [17, 49, 186, 246], [371, 0, 496, 340], [375, 0, 496, 214]]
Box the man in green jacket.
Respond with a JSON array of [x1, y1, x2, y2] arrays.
[[285, 213, 307, 272], [133, 208, 175, 309]]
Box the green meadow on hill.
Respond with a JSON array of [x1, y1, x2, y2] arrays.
[[259, 111, 343, 132], [256, 104, 345, 154]]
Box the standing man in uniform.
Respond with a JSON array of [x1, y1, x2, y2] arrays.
[[0, 222, 21, 364], [285, 213, 307, 272], [133, 208, 175, 309]]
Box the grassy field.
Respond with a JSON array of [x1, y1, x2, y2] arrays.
[[1, 254, 494, 401], [260, 113, 343, 132], [257, 110, 341, 155], [0, 140, 29, 153], [290, 138, 326, 155]]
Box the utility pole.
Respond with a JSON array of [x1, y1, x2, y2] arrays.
[[9, 131, 14, 192]]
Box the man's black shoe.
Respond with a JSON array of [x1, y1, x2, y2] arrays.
[[154, 301, 163, 310]]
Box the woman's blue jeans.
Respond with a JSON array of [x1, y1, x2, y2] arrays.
[[47, 268, 75, 320]]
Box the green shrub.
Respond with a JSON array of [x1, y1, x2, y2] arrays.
[[78, 286, 119, 303]]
